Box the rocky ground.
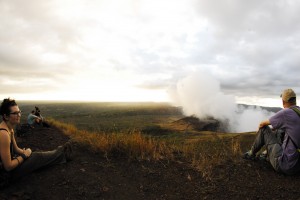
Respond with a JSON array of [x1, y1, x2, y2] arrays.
[[1, 125, 300, 200]]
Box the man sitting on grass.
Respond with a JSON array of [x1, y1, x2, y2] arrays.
[[243, 88, 300, 175], [27, 110, 42, 128]]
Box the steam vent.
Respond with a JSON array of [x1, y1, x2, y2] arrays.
[[172, 116, 229, 132]]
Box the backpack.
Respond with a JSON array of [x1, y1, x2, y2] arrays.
[[290, 107, 300, 153]]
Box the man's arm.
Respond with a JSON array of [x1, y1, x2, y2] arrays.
[[259, 119, 270, 129]]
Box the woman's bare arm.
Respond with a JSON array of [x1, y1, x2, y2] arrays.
[[11, 132, 32, 158], [0, 130, 24, 171], [11, 131, 25, 154]]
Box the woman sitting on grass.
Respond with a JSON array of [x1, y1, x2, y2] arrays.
[[0, 98, 72, 187]]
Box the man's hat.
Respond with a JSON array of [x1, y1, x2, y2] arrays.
[[280, 88, 296, 102]]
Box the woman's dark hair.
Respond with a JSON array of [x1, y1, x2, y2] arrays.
[[0, 98, 17, 120]]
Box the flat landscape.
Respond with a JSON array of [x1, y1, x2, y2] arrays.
[[19, 101, 183, 132], [18, 101, 261, 139], [1, 101, 299, 199]]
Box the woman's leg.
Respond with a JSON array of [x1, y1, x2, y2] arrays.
[[10, 146, 67, 181]]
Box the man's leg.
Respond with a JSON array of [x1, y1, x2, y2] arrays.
[[244, 126, 278, 158], [267, 143, 282, 172], [251, 126, 278, 155]]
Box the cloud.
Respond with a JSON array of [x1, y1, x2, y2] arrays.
[[195, 0, 300, 38], [0, 0, 300, 103], [185, 0, 300, 99]]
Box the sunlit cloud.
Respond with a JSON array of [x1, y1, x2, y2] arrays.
[[0, 0, 299, 105]]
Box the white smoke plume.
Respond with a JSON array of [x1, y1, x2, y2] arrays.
[[169, 72, 275, 132]]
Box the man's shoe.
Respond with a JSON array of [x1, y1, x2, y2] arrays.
[[258, 150, 268, 161], [242, 150, 256, 160]]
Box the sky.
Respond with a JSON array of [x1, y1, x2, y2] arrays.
[[1, 0, 300, 107]]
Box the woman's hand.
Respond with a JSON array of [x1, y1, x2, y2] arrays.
[[23, 148, 32, 158]]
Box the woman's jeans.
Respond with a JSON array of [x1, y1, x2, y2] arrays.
[[10, 147, 66, 181]]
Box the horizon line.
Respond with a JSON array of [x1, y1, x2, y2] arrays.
[[15, 100, 281, 108]]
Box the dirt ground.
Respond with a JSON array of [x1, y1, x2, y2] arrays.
[[1, 126, 300, 200]]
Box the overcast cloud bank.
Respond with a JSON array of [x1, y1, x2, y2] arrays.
[[0, 0, 300, 103]]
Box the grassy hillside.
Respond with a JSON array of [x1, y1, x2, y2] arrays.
[[48, 118, 253, 180]]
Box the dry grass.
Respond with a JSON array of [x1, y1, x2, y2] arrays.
[[178, 135, 242, 179], [49, 119, 243, 179], [48, 119, 173, 160]]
